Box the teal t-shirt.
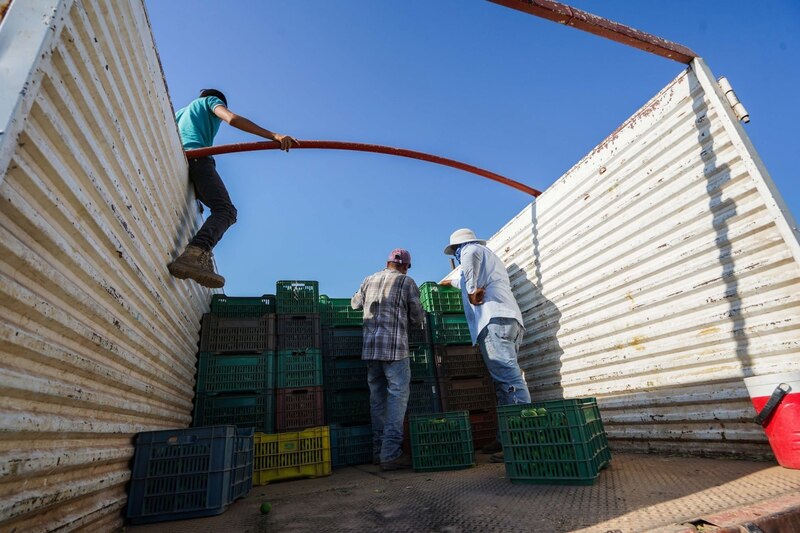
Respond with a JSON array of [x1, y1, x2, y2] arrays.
[[175, 96, 225, 150]]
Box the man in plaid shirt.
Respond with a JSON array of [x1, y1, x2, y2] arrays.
[[351, 248, 424, 470]]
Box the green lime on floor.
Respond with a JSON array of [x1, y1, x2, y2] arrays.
[[260, 502, 272, 514]]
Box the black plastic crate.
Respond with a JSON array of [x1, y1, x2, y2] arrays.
[[276, 280, 319, 314], [127, 426, 253, 524], [277, 314, 322, 349], [210, 294, 276, 317], [325, 388, 371, 425], [200, 314, 276, 353], [193, 393, 275, 433], [407, 379, 441, 416], [276, 386, 326, 431], [438, 376, 496, 412], [322, 327, 363, 357], [330, 424, 373, 467], [434, 344, 486, 380], [323, 356, 368, 391]]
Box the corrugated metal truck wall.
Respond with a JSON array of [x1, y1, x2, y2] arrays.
[[0, 0, 209, 530], [489, 58, 800, 459]]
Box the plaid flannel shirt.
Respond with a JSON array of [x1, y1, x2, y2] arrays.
[[351, 268, 424, 361]]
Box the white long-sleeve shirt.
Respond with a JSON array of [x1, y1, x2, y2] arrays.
[[450, 243, 524, 344]]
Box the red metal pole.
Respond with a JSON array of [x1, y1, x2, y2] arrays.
[[185, 140, 541, 197], [488, 0, 698, 64]]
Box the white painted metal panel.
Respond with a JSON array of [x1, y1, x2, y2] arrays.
[[0, 0, 208, 530], [487, 58, 800, 459]]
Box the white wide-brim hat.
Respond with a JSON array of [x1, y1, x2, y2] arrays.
[[444, 228, 486, 255]]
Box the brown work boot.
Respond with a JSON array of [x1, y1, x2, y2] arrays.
[[480, 439, 502, 454], [167, 245, 225, 288], [380, 452, 413, 471]]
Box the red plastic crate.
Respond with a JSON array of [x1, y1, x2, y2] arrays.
[[470, 409, 498, 448], [434, 345, 487, 380], [276, 387, 325, 431], [438, 376, 496, 412]]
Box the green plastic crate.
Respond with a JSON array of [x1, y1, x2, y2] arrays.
[[193, 393, 275, 433], [419, 282, 464, 314], [409, 411, 474, 472], [497, 398, 611, 485], [276, 349, 323, 388], [429, 313, 471, 345], [319, 296, 363, 327], [196, 352, 274, 394], [276, 281, 319, 314], [210, 294, 276, 317], [409, 344, 435, 380]]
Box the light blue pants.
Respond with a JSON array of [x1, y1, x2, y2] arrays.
[[477, 317, 531, 407], [367, 358, 411, 463]]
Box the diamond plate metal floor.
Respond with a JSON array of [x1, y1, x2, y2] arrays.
[[125, 453, 800, 533]]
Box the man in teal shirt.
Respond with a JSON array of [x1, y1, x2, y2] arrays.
[[168, 88, 297, 288]]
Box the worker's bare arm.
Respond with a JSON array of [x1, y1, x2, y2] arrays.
[[212, 105, 298, 151]]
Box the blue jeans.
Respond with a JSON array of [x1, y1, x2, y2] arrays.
[[477, 317, 531, 407], [367, 358, 411, 463]]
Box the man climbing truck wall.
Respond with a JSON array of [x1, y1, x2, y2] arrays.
[[167, 88, 298, 288]]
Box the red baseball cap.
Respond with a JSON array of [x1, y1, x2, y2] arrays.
[[388, 248, 412, 266]]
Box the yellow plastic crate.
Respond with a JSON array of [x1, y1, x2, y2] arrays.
[[253, 426, 332, 485]]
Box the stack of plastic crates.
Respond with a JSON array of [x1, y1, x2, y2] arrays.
[[406, 284, 438, 418], [408, 411, 474, 472], [127, 426, 254, 524], [194, 295, 277, 433], [274, 281, 324, 432], [497, 398, 611, 485], [321, 298, 371, 437], [253, 426, 331, 485], [422, 281, 470, 346], [420, 282, 496, 449], [435, 344, 497, 449]]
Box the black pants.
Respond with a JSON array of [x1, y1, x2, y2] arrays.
[[187, 157, 237, 251]]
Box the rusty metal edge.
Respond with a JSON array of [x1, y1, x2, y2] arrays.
[[487, 0, 698, 64]]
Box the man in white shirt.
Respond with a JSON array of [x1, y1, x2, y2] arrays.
[[440, 228, 531, 462]]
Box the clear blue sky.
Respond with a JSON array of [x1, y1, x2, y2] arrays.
[[145, 0, 799, 298]]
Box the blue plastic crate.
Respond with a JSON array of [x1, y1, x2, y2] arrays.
[[127, 426, 253, 524]]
